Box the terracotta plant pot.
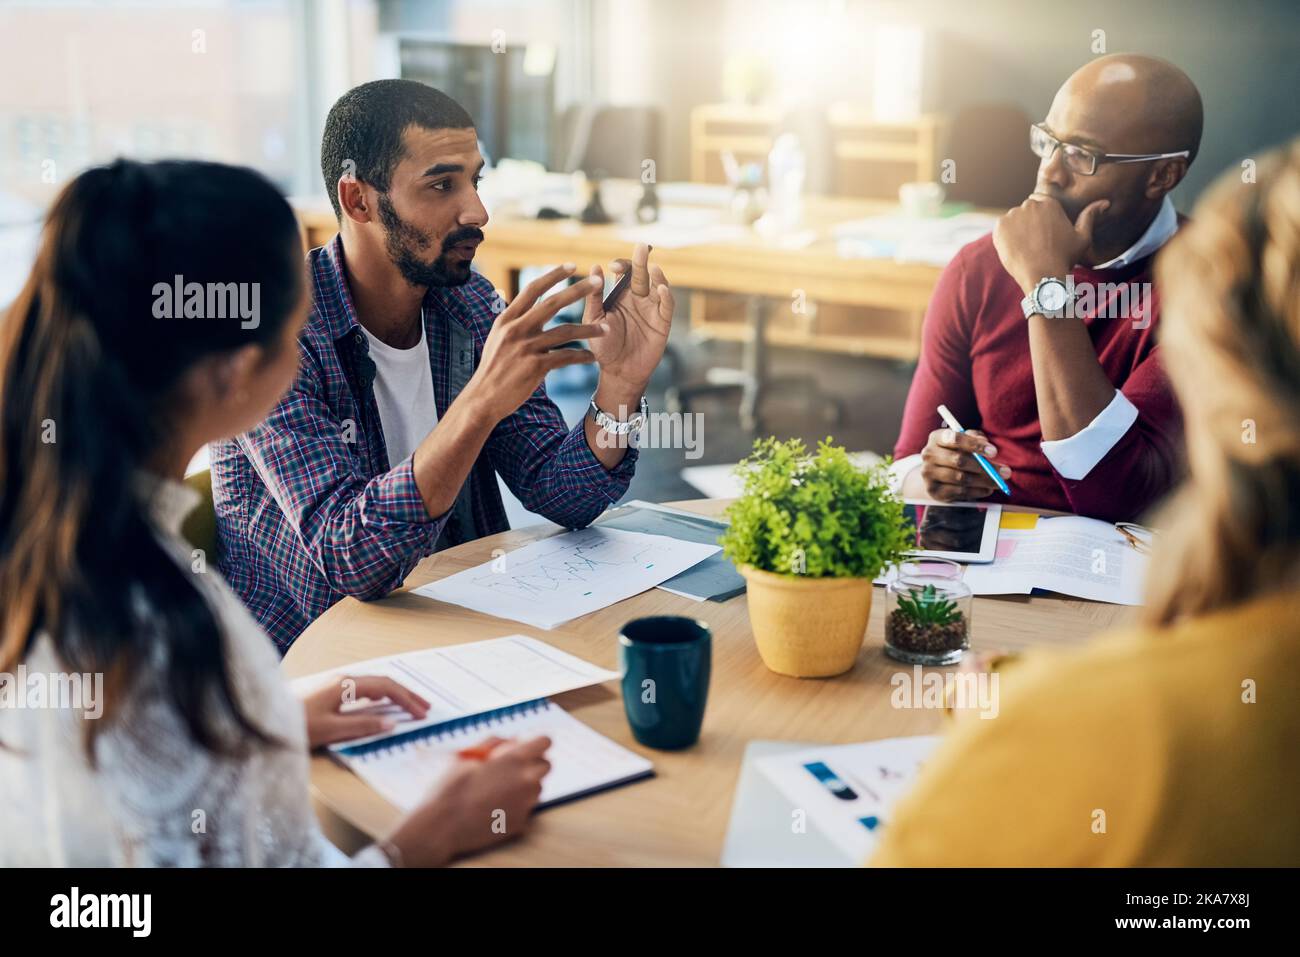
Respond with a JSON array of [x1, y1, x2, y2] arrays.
[[739, 565, 873, 677]]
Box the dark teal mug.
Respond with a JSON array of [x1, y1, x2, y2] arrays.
[[618, 616, 712, 750]]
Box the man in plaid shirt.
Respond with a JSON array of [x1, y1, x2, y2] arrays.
[[212, 80, 675, 652]]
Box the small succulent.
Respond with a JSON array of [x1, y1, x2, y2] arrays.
[[894, 584, 961, 626]]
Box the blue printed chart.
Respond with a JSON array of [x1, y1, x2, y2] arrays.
[[412, 527, 721, 629]]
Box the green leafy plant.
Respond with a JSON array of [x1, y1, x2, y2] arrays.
[[720, 437, 913, 579], [894, 583, 961, 626]]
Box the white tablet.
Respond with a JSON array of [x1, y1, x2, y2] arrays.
[[901, 501, 1001, 563]]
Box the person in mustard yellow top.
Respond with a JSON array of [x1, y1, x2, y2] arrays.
[[871, 139, 1300, 867]]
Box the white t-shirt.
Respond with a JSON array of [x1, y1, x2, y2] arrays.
[[361, 319, 439, 467]]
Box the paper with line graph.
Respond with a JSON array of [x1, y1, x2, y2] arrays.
[[413, 527, 721, 629]]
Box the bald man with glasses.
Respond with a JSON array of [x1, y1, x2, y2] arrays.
[[894, 54, 1201, 522]]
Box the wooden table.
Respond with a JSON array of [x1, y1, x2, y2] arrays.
[[282, 500, 1131, 867]]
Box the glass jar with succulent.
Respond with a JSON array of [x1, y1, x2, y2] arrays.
[[884, 559, 972, 665]]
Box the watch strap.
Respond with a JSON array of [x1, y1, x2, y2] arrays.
[[589, 395, 648, 435]]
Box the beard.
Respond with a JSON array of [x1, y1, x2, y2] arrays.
[[375, 192, 483, 288]]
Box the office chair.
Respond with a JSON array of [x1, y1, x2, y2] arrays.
[[943, 103, 1040, 208], [554, 104, 663, 180]]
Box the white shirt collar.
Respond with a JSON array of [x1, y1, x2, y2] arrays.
[[1093, 194, 1178, 270], [360, 310, 428, 359], [135, 472, 202, 538]]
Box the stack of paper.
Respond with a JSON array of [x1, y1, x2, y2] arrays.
[[294, 636, 652, 812], [412, 527, 721, 629], [754, 736, 940, 863], [874, 512, 1150, 606], [597, 500, 743, 601], [289, 633, 619, 746], [334, 699, 653, 812], [961, 513, 1148, 605]]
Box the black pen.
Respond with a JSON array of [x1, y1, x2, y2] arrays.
[[601, 244, 653, 310]]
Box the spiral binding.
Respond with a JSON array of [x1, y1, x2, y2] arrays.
[[337, 698, 552, 761]]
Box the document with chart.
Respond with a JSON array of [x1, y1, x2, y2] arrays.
[[289, 634, 621, 748], [413, 527, 721, 629], [756, 736, 941, 862]]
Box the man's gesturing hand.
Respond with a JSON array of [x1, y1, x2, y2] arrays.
[[585, 243, 674, 399], [465, 264, 607, 424]]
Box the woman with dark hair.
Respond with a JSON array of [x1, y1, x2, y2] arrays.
[[0, 159, 549, 866]]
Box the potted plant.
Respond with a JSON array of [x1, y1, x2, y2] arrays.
[[720, 438, 913, 677]]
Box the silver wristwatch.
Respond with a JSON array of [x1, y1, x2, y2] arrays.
[[588, 395, 648, 435], [1021, 276, 1071, 319]]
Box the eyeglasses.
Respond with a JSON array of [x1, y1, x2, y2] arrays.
[[1030, 123, 1190, 176], [1114, 522, 1157, 555]]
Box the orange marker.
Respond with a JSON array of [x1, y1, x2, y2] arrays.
[[457, 738, 511, 761]]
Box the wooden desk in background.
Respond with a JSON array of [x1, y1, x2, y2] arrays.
[[295, 194, 961, 361], [281, 499, 1130, 867]]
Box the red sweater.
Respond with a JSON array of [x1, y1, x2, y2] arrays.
[[894, 233, 1183, 522]]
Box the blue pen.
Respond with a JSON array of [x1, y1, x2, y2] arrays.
[[936, 404, 1011, 497]]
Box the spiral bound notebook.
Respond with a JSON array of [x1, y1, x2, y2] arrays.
[[333, 699, 655, 811]]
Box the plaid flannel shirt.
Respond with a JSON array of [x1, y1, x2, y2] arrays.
[[211, 236, 637, 652]]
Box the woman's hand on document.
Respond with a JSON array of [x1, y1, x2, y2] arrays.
[[301, 678, 552, 866], [302, 675, 432, 750], [383, 736, 553, 867]]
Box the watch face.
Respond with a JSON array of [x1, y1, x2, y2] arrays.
[[1039, 280, 1068, 312]]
